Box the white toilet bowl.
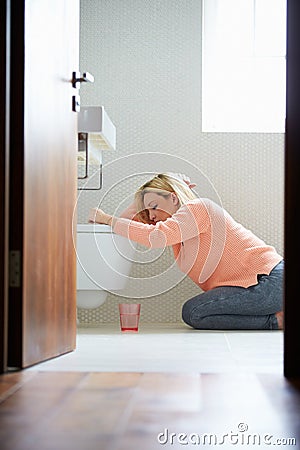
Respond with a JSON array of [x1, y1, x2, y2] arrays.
[[76, 223, 136, 308]]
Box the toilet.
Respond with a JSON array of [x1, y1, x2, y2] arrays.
[[76, 223, 136, 308]]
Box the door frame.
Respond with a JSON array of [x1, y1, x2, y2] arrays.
[[284, 0, 300, 378], [0, 0, 10, 373], [7, 0, 25, 367]]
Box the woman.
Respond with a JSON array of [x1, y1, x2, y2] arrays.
[[89, 173, 284, 330]]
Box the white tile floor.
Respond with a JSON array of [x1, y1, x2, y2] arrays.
[[28, 323, 283, 373]]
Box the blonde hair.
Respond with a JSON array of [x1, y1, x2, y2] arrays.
[[134, 173, 197, 223]]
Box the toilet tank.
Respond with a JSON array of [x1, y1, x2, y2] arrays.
[[76, 224, 136, 291]]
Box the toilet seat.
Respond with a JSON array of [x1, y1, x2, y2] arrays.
[[77, 223, 112, 233]]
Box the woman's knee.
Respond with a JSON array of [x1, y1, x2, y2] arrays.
[[182, 299, 196, 326], [182, 299, 208, 329], [182, 305, 215, 329]]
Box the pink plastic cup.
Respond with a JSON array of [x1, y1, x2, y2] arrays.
[[118, 303, 141, 332]]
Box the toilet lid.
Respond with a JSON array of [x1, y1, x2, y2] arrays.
[[77, 223, 112, 233]]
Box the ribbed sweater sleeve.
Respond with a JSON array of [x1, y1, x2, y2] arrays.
[[112, 198, 282, 290], [113, 200, 210, 248]]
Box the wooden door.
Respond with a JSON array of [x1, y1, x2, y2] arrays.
[[8, 0, 79, 368]]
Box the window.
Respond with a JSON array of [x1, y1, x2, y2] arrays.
[[202, 0, 287, 133]]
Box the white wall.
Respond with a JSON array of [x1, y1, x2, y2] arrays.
[[78, 0, 284, 324]]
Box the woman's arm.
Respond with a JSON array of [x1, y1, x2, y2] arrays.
[[88, 201, 141, 226], [112, 201, 211, 248], [167, 172, 197, 189], [118, 202, 141, 221], [88, 208, 115, 226], [89, 200, 215, 249]]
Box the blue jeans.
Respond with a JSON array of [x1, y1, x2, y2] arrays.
[[182, 260, 284, 330]]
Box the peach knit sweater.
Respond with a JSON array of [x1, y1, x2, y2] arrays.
[[113, 198, 282, 291]]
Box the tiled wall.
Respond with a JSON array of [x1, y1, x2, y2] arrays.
[[77, 0, 284, 324]]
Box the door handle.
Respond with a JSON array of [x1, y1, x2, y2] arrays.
[[72, 71, 94, 89]]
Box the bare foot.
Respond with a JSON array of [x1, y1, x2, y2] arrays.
[[275, 311, 284, 330]]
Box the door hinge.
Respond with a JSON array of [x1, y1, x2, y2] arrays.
[[9, 251, 21, 288]]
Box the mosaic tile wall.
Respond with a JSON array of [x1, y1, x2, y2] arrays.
[[77, 0, 284, 324]]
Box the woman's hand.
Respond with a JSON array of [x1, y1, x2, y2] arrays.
[[88, 207, 113, 226], [167, 172, 196, 189]]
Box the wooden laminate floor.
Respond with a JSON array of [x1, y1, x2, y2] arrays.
[[0, 371, 299, 449]]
